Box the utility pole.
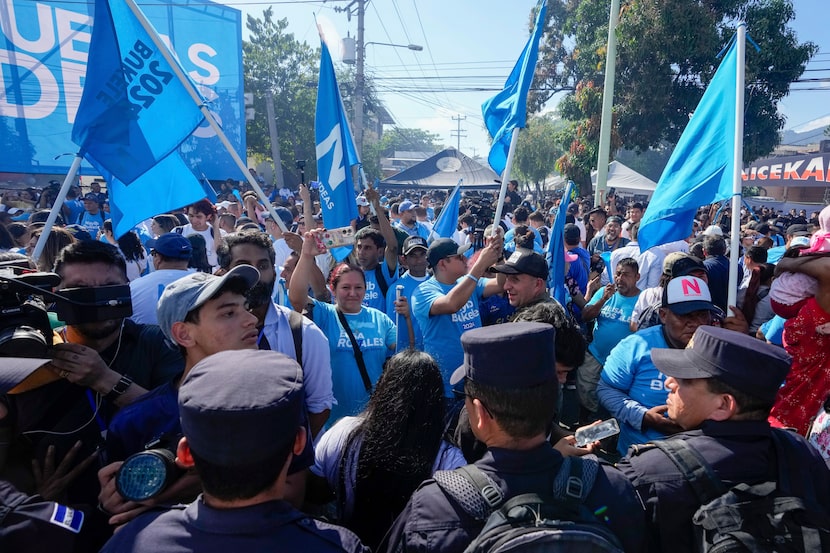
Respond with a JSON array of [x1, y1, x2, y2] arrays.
[[354, 0, 366, 159], [265, 90, 284, 190], [451, 114, 467, 151]]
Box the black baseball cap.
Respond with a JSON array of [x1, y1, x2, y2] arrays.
[[402, 236, 428, 255], [427, 238, 469, 268], [491, 248, 548, 279]]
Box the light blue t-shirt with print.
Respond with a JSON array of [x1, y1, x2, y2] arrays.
[[599, 325, 671, 454], [362, 260, 398, 312], [312, 300, 396, 425], [586, 288, 639, 364], [412, 275, 487, 396], [385, 271, 428, 352]]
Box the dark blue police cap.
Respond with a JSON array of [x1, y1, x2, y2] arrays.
[[651, 326, 791, 404], [179, 349, 304, 465], [450, 322, 555, 388]]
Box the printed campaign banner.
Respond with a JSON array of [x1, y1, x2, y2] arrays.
[[0, 0, 243, 179]]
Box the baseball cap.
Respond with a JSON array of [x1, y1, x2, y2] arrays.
[[82, 193, 98, 201], [427, 238, 470, 268], [790, 236, 811, 248], [64, 224, 94, 242], [491, 248, 548, 279], [398, 200, 415, 212], [606, 215, 624, 226], [156, 265, 259, 343], [179, 349, 304, 465], [0, 359, 52, 395], [670, 255, 707, 279], [146, 233, 192, 260], [662, 276, 718, 315], [402, 236, 428, 255], [356, 195, 369, 207], [263, 206, 293, 227], [450, 322, 555, 388], [651, 326, 791, 404], [702, 225, 723, 237], [567, 202, 578, 214], [786, 224, 809, 237]]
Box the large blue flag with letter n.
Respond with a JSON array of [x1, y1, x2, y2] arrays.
[[638, 39, 739, 251], [88, 152, 215, 238], [431, 180, 463, 241], [71, 0, 204, 185], [315, 34, 360, 261], [547, 181, 576, 305], [482, 0, 546, 176]]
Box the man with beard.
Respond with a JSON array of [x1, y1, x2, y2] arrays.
[[0, 240, 183, 548], [216, 231, 334, 437]]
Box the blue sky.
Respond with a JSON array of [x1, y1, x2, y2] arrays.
[[223, 0, 829, 158]]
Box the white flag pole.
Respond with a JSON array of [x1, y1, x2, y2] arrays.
[[491, 127, 521, 234], [32, 154, 84, 262], [123, 0, 288, 232], [726, 24, 746, 313]]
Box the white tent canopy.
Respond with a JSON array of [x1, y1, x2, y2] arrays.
[[591, 161, 657, 198]]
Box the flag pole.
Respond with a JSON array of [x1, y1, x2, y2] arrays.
[[122, 0, 288, 232], [32, 154, 84, 262], [491, 127, 520, 234], [726, 23, 746, 313], [594, 0, 621, 208]]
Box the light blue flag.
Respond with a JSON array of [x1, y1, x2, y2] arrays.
[[482, 1, 547, 176], [89, 152, 215, 238], [638, 38, 739, 251], [431, 180, 463, 241], [71, 0, 204, 185], [315, 35, 360, 261], [546, 181, 576, 305]]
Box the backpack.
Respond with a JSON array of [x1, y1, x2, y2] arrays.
[[432, 457, 623, 553], [653, 430, 830, 552]]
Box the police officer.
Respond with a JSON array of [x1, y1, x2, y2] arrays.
[[1, 360, 88, 552], [380, 323, 645, 553], [100, 350, 368, 552], [617, 326, 830, 553]]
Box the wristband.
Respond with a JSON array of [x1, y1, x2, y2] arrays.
[[465, 273, 479, 284], [104, 374, 133, 402]]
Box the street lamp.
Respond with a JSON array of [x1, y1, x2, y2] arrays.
[[365, 41, 423, 51]]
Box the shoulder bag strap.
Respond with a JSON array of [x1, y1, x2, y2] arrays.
[[335, 307, 372, 393], [374, 264, 389, 298], [287, 309, 304, 365], [652, 439, 727, 503]]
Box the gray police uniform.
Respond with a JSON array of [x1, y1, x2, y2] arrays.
[[380, 445, 646, 553], [0, 480, 84, 552], [100, 496, 367, 553], [618, 420, 830, 553]]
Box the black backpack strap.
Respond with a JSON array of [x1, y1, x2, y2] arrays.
[[374, 264, 389, 299], [433, 465, 504, 521], [770, 428, 818, 503], [335, 307, 372, 393], [652, 439, 727, 504], [552, 456, 600, 513], [287, 309, 304, 365]]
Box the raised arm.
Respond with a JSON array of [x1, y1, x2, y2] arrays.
[[364, 187, 398, 273], [288, 230, 327, 312]]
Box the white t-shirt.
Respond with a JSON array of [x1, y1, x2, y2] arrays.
[[129, 268, 194, 324], [177, 224, 227, 271]]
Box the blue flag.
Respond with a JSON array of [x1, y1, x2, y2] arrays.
[[89, 152, 215, 238], [315, 35, 360, 261], [431, 180, 463, 241], [638, 38, 739, 251], [71, 0, 204, 185], [546, 181, 576, 305], [482, 1, 547, 176]]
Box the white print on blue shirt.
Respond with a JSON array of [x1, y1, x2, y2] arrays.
[[452, 299, 481, 331]]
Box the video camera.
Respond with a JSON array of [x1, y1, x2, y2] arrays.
[[116, 433, 183, 502], [0, 260, 132, 358]]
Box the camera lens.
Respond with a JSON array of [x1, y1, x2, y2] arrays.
[[116, 449, 177, 501]]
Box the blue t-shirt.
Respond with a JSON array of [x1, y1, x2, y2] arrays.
[[64, 199, 85, 225], [107, 379, 180, 462], [312, 300, 396, 424], [599, 325, 672, 455], [362, 261, 398, 312], [385, 272, 428, 352], [479, 293, 515, 326], [78, 210, 105, 236], [412, 276, 487, 396], [504, 226, 543, 254], [587, 289, 639, 363], [761, 315, 786, 346]]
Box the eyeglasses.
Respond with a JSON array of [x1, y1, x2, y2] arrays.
[[444, 254, 466, 263]]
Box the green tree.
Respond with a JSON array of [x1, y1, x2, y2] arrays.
[[243, 8, 318, 183], [530, 0, 816, 184], [514, 113, 566, 195], [362, 127, 442, 181]]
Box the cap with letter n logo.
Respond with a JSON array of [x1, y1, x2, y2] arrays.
[[662, 276, 717, 315]]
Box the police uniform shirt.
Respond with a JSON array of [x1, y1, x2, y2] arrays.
[[0, 481, 83, 552], [100, 496, 368, 553]]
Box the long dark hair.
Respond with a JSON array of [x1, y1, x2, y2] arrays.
[[187, 233, 212, 273], [343, 350, 445, 548], [116, 230, 146, 262]]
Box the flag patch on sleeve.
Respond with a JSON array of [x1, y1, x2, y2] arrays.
[[50, 503, 84, 533]]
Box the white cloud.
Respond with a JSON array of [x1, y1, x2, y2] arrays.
[[791, 115, 830, 134]]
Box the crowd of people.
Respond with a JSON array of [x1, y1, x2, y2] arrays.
[[1, 176, 829, 552]]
